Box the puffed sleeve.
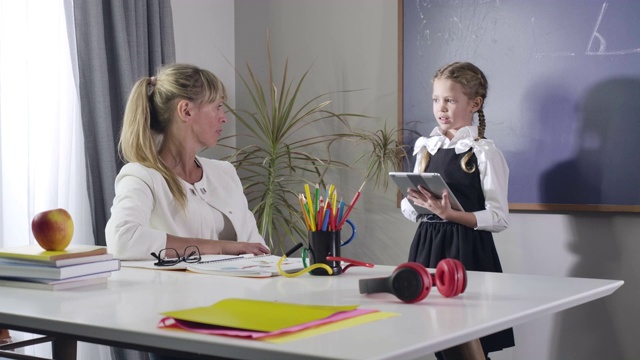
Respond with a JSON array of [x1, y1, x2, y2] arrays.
[[472, 140, 510, 232], [105, 164, 167, 260], [401, 197, 419, 222]]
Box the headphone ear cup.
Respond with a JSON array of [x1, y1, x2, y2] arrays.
[[392, 262, 432, 303], [454, 259, 467, 294], [359, 262, 432, 303], [434, 259, 467, 298]]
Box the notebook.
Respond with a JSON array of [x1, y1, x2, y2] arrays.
[[186, 255, 304, 278], [121, 254, 240, 271], [389, 172, 465, 214]]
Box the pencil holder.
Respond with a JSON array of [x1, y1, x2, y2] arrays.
[[308, 231, 342, 276], [307, 220, 356, 276]]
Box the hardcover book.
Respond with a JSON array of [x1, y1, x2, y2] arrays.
[[0, 253, 114, 267], [0, 272, 111, 291], [0, 245, 108, 262], [0, 258, 120, 280]]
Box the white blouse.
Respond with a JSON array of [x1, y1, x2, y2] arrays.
[[105, 157, 265, 260], [400, 126, 510, 233]]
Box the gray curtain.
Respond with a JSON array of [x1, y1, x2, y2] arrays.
[[73, 0, 175, 247], [72, 1, 175, 359]]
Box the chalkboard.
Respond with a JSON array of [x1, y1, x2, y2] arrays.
[[400, 0, 640, 212]]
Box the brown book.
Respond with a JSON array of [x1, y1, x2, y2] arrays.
[[0, 245, 108, 263]]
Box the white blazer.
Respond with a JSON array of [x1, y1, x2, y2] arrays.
[[105, 156, 265, 260]]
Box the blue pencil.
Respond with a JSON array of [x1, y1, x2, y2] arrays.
[[321, 206, 330, 231]]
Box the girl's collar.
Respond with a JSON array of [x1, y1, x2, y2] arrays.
[[414, 126, 479, 155], [429, 125, 477, 140]]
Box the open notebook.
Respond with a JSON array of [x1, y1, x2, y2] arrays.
[[186, 255, 304, 278], [121, 254, 239, 271]]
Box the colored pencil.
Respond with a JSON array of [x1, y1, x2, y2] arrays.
[[298, 194, 312, 231], [314, 183, 320, 215], [331, 190, 338, 230], [337, 181, 365, 230], [304, 184, 315, 230], [321, 205, 330, 231], [317, 197, 325, 231], [337, 198, 345, 226]]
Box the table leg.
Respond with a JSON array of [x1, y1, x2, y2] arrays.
[[52, 338, 77, 360], [441, 339, 485, 360]]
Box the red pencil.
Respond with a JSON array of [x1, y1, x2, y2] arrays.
[[337, 181, 365, 230], [317, 198, 325, 231]]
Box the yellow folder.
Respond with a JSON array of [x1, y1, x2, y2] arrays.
[[162, 298, 358, 332], [262, 311, 399, 343]]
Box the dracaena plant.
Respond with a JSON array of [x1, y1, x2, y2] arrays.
[[220, 38, 409, 252]]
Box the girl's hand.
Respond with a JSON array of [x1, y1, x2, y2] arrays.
[[408, 186, 452, 218], [408, 187, 478, 228]]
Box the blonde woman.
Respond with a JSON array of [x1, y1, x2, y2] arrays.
[[106, 64, 269, 260]]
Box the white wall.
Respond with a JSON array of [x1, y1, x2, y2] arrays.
[[234, 0, 410, 264], [173, 1, 639, 359], [171, 0, 236, 159]]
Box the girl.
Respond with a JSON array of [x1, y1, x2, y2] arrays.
[[401, 62, 514, 358]]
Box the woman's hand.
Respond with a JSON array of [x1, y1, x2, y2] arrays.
[[166, 235, 271, 256], [220, 241, 271, 256]]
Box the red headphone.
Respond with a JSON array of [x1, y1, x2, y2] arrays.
[[358, 259, 467, 303]]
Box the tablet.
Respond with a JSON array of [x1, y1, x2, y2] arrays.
[[389, 172, 465, 214]]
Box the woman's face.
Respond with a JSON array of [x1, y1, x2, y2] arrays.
[[432, 78, 480, 136], [191, 98, 227, 148]]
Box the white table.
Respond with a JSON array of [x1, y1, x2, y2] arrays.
[[0, 265, 623, 360]]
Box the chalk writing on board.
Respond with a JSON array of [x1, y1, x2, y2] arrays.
[[587, 2, 640, 55], [403, 0, 640, 209], [414, 1, 640, 58]]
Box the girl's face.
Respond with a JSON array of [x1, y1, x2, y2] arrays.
[[432, 78, 481, 137]]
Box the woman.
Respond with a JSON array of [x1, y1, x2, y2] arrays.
[[106, 64, 270, 260]]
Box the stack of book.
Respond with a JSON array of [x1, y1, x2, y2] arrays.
[[0, 245, 120, 290]]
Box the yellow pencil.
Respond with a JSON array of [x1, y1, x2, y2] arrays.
[[298, 194, 312, 231], [304, 184, 315, 230]]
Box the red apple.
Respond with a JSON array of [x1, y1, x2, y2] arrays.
[[31, 208, 74, 251]]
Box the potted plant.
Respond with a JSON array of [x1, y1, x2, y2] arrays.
[[221, 39, 410, 252]]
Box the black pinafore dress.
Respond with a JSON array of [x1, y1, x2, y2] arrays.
[[408, 148, 515, 353]]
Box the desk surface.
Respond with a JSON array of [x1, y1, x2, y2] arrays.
[[0, 265, 623, 360]]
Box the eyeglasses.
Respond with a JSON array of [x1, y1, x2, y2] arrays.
[[150, 245, 201, 267]]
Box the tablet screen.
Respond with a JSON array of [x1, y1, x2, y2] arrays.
[[389, 172, 465, 213]]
